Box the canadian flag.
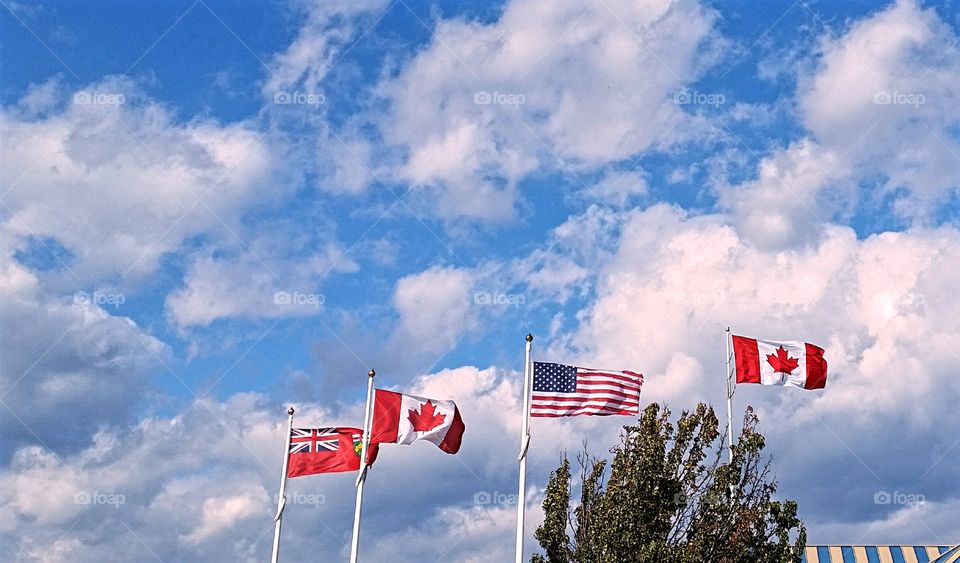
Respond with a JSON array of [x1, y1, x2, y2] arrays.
[[367, 390, 465, 461], [732, 335, 828, 390]]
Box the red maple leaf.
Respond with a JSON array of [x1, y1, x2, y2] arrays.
[[408, 400, 446, 432], [766, 346, 800, 374]]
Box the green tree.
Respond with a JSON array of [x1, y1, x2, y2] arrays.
[[532, 403, 805, 563]]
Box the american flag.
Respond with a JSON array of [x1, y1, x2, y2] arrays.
[[530, 362, 643, 417]]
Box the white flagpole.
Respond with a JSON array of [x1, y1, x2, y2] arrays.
[[515, 333, 533, 563], [349, 369, 376, 563], [725, 327, 734, 464], [271, 406, 295, 563]]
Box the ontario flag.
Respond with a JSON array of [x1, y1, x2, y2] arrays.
[[732, 335, 828, 390], [367, 390, 465, 461], [287, 427, 362, 478]]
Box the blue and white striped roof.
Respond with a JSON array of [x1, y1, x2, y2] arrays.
[[802, 545, 960, 563]]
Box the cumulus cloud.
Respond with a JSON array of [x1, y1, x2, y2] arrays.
[[807, 498, 960, 544], [361, 503, 535, 562], [7, 0, 960, 558], [544, 203, 960, 535], [0, 260, 167, 460], [720, 139, 847, 250], [9, 199, 960, 557], [723, 0, 960, 245], [0, 366, 613, 562], [180, 487, 271, 545], [373, 0, 718, 221], [390, 265, 476, 360], [165, 240, 358, 329], [800, 0, 960, 218], [0, 392, 306, 562], [1, 76, 277, 285]]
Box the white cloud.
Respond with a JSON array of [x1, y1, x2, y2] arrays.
[[800, 0, 960, 219], [473, 205, 619, 308], [571, 204, 960, 414], [807, 498, 960, 544], [0, 260, 168, 458], [15, 78, 63, 117], [373, 0, 718, 221], [533, 203, 960, 538], [801, 0, 946, 148], [1, 77, 277, 285], [391, 266, 475, 358], [720, 139, 847, 249], [261, 0, 721, 222], [261, 0, 393, 198], [262, 0, 389, 97], [362, 503, 535, 562], [0, 366, 606, 562], [180, 487, 270, 545], [165, 241, 358, 329], [311, 127, 378, 195], [580, 170, 649, 209], [8, 237, 960, 558], [6, 0, 960, 557], [0, 393, 300, 562], [723, 0, 960, 242]]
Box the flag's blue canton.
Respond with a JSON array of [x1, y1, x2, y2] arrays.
[[289, 428, 340, 454], [533, 362, 577, 393]]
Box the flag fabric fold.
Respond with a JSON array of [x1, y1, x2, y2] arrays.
[[287, 427, 363, 478], [367, 390, 465, 462], [731, 335, 828, 389], [530, 362, 643, 417]]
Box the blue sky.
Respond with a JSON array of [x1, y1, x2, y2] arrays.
[[3, 0, 960, 560]]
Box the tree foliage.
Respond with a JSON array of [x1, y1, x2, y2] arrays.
[[532, 403, 806, 563]]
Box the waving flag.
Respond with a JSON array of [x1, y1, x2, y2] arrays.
[[732, 335, 827, 389], [287, 427, 362, 478], [531, 362, 643, 417], [368, 390, 465, 460]]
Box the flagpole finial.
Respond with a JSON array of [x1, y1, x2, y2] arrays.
[[525, 333, 533, 342], [287, 406, 295, 416], [368, 368, 376, 378]]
